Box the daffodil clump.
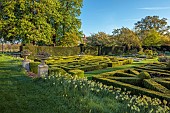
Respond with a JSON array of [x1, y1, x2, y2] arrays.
[[37, 73, 170, 113]]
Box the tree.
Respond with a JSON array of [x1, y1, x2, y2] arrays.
[[142, 29, 162, 46], [0, 0, 61, 45], [59, 32, 81, 47], [87, 32, 114, 47], [160, 35, 170, 46], [135, 16, 170, 38], [112, 27, 141, 50], [56, 0, 83, 46], [0, 0, 83, 46]]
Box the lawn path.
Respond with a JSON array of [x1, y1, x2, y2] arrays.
[[85, 58, 158, 77]]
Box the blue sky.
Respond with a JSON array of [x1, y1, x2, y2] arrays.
[[80, 0, 170, 36]]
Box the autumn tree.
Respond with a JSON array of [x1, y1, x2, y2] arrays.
[[112, 27, 141, 50], [135, 16, 170, 39]]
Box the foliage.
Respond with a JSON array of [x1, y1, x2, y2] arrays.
[[112, 27, 141, 50], [158, 56, 169, 62], [137, 71, 151, 79], [29, 62, 40, 74], [55, 0, 83, 46], [135, 16, 170, 37], [167, 61, 170, 69], [142, 29, 162, 46], [23, 44, 80, 59], [48, 67, 68, 76], [58, 32, 81, 47], [68, 69, 84, 78], [1, 55, 170, 113], [0, 0, 83, 46], [144, 49, 153, 55], [161, 35, 170, 46], [87, 32, 114, 47]]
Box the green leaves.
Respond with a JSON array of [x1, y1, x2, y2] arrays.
[[135, 16, 170, 38], [113, 27, 141, 49], [142, 29, 162, 46], [0, 0, 83, 46]]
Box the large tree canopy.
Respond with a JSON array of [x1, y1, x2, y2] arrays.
[[112, 27, 141, 50], [0, 0, 83, 46], [135, 16, 170, 38], [56, 0, 83, 46]]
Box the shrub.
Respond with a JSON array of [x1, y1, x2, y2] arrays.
[[68, 69, 84, 78], [138, 49, 145, 55], [137, 71, 151, 79], [109, 77, 141, 85], [24, 45, 80, 59], [92, 77, 170, 101], [126, 69, 140, 75], [126, 59, 133, 64], [158, 56, 169, 62], [114, 72, 136, 77], [143, 79, 170, 93], [107, 62, 119, 67], [166, 61, 170, 69], [29, 62, 40, 74], [144, 49, 153, 55], [48, 67, 68, 76]]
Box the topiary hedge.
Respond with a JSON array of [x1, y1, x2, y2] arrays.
[[29, 62, 41, 74], [92, 77, 170, 101], [68, 69, 84, 78], [48, 67, 68, 76], [108, 77, 142, 85], [136, 71, 151, 79], [143, 79, 170, 94], [114, 72, 136, 77]]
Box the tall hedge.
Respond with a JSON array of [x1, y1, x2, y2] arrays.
[[23, 45, 80, 59]]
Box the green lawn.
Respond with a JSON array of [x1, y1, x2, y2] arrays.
[[0, 55, 126, 113], [0, 55, 169, 113], [85, 58, 158, 78]]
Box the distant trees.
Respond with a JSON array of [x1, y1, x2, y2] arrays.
[[142, 29, 162, 46], [86, 32, 114, 47], [85, 16, 170, 50], [112, 27, 141, 50], [0, 0, 83, 46], [135, 16, 170, 38], [134, 16, 170, 46]]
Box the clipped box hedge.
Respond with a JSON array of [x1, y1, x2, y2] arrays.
[[68, 69, 84, 78], [124, 69, 140, 75], [48, 67, 68, 76], [107, 62, 120, 67], [114, 72, 136, 77], [92, 77, 170, 101], [107, 77, 142, 85], [29, 62, 41, 74], [143, 79, 170, 94], [154, 79, 170, 89]]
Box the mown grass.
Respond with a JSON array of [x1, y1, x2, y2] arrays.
[[85, 58, 158, 78], [0, 55, 126, 113], [0, 55, 169, 113]]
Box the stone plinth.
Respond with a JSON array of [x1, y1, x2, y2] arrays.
[[22, 60, 30, 71], [38, 64, 48, 77]]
